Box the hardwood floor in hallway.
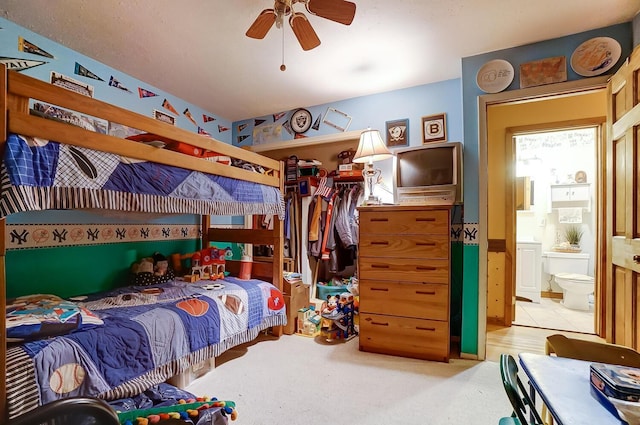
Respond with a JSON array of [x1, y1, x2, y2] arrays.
[[484, 323, 605, 362]]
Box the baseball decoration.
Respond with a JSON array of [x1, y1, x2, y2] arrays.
[[49, 362, 86, 394]]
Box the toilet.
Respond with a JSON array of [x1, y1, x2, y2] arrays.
[[542, 251, 594, 311]]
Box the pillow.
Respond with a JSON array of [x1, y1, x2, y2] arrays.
[[6, 294, 103, 342]]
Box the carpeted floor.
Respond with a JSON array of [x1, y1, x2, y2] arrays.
[[186, 333, 512, 425]]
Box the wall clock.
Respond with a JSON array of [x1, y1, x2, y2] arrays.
[[290, 108, 312, 134]]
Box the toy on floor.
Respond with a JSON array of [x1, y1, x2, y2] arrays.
[[320, 292, 357, 342], [117, 396, 238, 424]]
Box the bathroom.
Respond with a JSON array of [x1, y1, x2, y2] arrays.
[[514, 127, 597, 333]]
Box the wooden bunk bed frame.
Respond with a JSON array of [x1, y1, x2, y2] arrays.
[[0, 64, 284, 421]]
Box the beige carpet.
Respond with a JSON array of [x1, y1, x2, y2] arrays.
[[185, 333, 512, 425]]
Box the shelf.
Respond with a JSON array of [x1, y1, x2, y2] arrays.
[[249, 130, 364, 153]]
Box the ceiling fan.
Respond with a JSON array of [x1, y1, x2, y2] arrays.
[[246, 0, 356, 52]]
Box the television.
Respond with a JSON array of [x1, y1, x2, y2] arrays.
[[393, 141, 463, 205]]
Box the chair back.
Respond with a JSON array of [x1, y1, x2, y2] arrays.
[[546, 334, 640, 367], [500, 354, 544, 425], [8, 397, 119, 425]]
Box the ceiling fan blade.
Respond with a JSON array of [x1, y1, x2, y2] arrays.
[[246, 9, 277, 39], [306, 0, 356, 25], [290, 12, 321, 51]]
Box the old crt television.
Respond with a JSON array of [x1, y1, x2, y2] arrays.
[[393, 141, 463, 205]]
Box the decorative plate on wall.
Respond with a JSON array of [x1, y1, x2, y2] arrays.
[[289, 108, 312, 134], [476, 59, 514, 93], [570, 37, 621, 77]]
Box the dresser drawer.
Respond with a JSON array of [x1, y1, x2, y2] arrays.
[[359, 313, 449, 361], [359, 234, 449, 259], [359, 209, 449, 235], [359, 257, 449, 284], [359, 281, 448, 320]]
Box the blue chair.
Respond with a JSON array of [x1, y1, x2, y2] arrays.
[[499, 354, 544, 425]]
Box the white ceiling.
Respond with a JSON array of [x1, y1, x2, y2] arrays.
[[1, 0, 639, 122]]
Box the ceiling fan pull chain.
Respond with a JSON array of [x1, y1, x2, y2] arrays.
[[280, 26, 287, 71]]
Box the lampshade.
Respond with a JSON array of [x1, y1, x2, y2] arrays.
[[352, 129, 393, 163]]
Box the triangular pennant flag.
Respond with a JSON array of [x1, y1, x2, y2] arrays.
[[18, 36, 54, 58], [237, 135, 250, 144], [218, 125, 230, 132], [312, 115, 321, 131], [74, 62, 104, 81], [203, 114, 216, 123], [198, 127, 211, 137], [0, 57, 46, 72], [237, 124, 248, 133], [138, 87, 158, 98], [108, 76, 132, 93], [183, 108, 198, 126], [273, 111, 286, 121], [162, 99, 178, 115], [254, 119, 266, 127], [282, 120, 293, 135]]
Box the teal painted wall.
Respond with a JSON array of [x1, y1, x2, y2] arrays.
[[6, 240, 198, 299]]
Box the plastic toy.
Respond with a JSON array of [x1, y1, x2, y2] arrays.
[[117, 397, 238, 424]]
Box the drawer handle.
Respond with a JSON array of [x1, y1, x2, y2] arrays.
[[371, 287, 389, 292], [416, 242, 436, 246], [371, 241, 390, 245], [371, 321, 389, 327], [416, 291, 436, 295], [416, 218, 436, 222], [371, 264, 390, 269], [416, 266, 436, 271], [371, 218, 389, 222], [416, 326, 436, 332]]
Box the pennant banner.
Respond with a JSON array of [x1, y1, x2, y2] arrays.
[[198, 127, 211, 137], [254, 119, 266, 127], [138, 87, 158, 98], [109, 76, 133, 93], [218, 125, 229, 132], [237, 135, 250, 144], [18, 36, 54, 58], [183, 108, 198, 127], [0, 57, 46, 72], [312, 115, 321, 131], [203, 114, 216, 123], [273, 112, 286, 121], [162, 99, 178, 115], [237, 123, 248, 133], [75, 62, 104, 81]]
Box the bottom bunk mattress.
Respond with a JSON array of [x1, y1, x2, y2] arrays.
[[6, 277, 287, 418]]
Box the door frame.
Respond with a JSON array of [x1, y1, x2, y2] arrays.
[[477, 75, 610, 360]]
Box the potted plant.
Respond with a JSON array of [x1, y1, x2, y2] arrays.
[[564, 225, 583, 250]]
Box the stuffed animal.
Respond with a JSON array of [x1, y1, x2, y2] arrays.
[[321, 294, 339, 316]]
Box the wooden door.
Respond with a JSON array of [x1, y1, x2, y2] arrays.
[[606, 45, 640, 347]]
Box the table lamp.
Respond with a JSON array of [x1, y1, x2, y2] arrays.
[[352, 128, 393, 205]]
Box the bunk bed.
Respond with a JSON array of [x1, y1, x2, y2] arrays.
[[0, 65, 286, 420]]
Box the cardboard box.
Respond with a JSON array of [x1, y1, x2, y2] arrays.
[[339, 169, 363, 178], [283, 283, 310, 335]]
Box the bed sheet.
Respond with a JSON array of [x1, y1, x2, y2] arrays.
[[6, 278, 286, 419]]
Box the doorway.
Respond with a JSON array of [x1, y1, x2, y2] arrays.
[[483, 85, 607, 341], [512, 127, 598, 334]]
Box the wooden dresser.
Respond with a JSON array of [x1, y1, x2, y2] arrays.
[[357, 205, 451, 362]]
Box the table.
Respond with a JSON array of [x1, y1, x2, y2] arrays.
[[518, 353, 623, 425]]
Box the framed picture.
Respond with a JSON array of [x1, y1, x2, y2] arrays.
[[385, 119, 409, 147], [422, 113, 447, 143]]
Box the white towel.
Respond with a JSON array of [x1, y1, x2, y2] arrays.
[[558, 207, 582, 223]]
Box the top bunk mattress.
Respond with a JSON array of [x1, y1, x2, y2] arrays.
[[0, 134, 284, 219]]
